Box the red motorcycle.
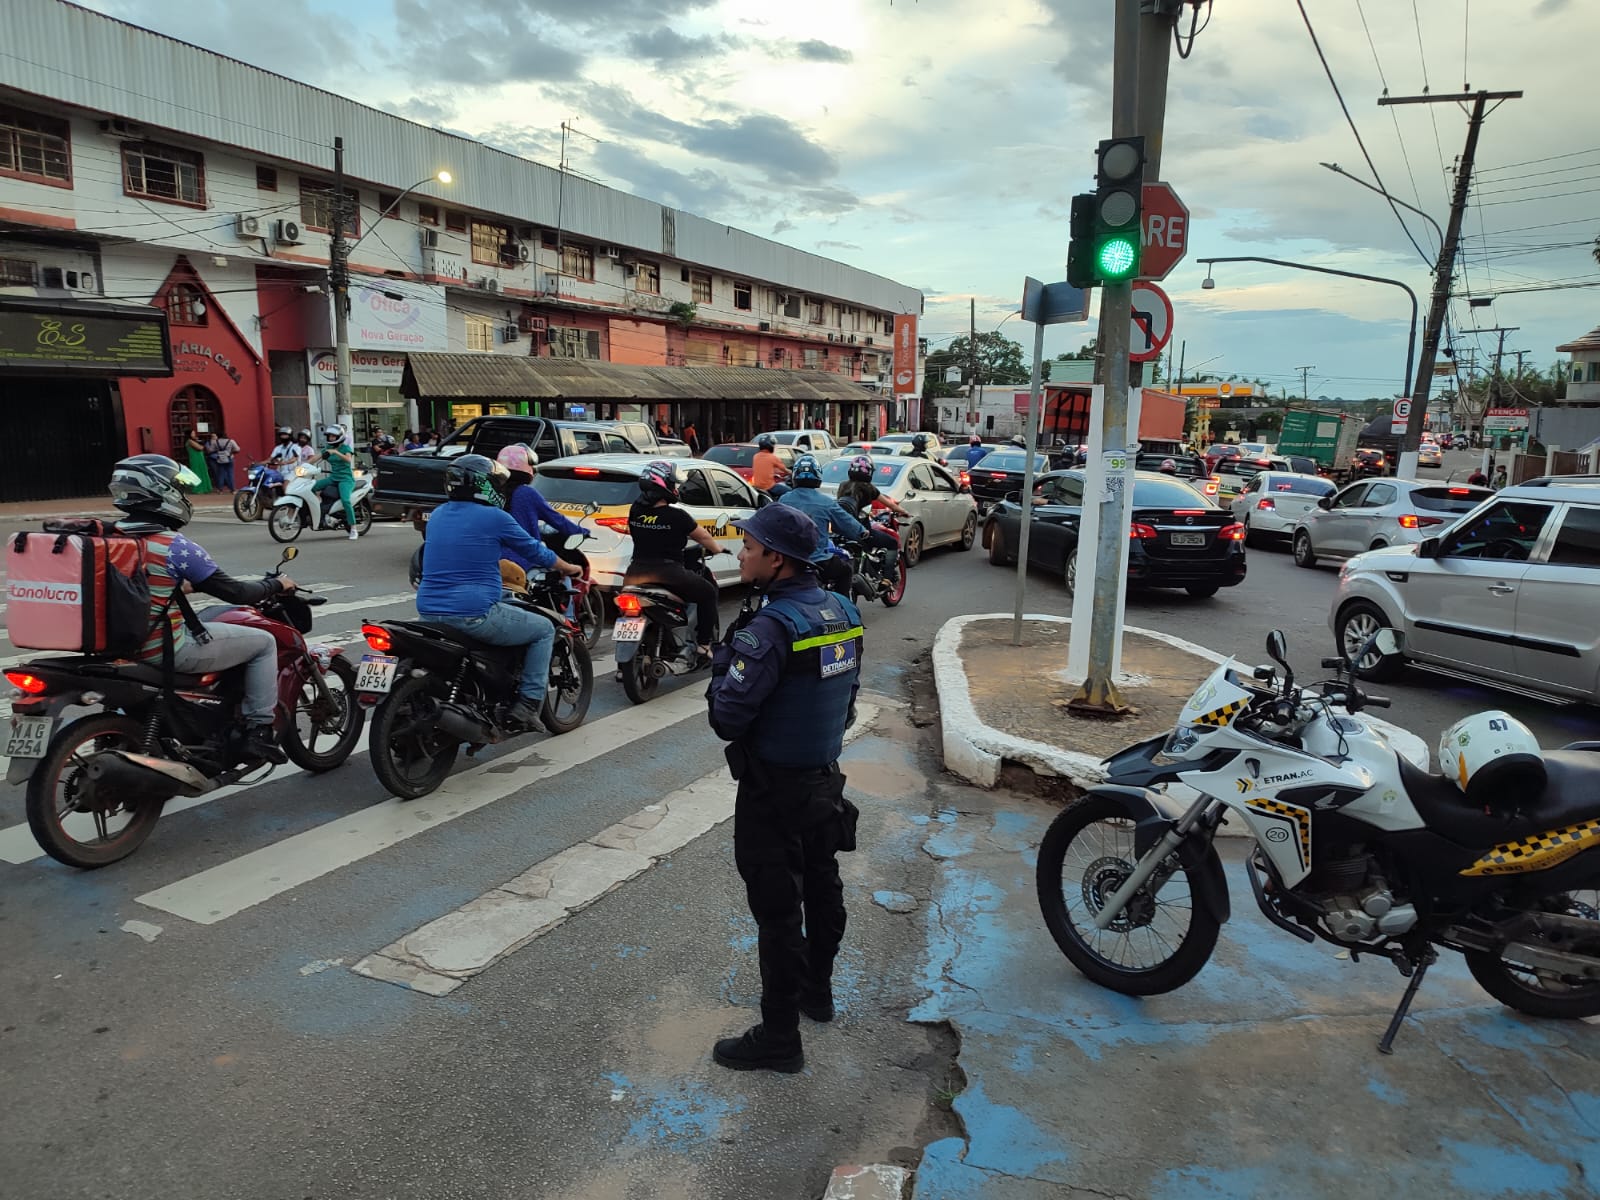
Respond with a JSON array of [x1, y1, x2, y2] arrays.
[[6, 547, 364, 868], [845, 509, 908, 608]]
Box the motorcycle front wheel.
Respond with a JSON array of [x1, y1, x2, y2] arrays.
[[542, 633, 594, 734], [268, 505, 304, 543], [619, 626, 661, 705], [24, 714, 161, 869], [369, 670, 459, 800], [1036, 793, 1222, 995], [283, 656, 364, 772], [233, 489, 261, 523]]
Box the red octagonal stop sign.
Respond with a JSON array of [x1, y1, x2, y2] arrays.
[[1139, 182, 1189, 281]]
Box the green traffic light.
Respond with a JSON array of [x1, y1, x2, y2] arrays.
[[1097, 236, 1138, 280]]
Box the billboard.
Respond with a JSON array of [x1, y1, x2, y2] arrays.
[[349, 277, 446, 351], [892, 313, 918, 395]]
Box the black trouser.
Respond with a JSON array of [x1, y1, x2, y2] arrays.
[[815, 554, 852, 596], [624, 559, 717, 645], [733, 765, 850, 1037], [863, 528, 898, 577]]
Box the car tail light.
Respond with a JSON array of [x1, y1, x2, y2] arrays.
[[573, 466, 601, 477], [1129, 523, 1158, 540], [1255, 458, 1272, 467], [1397, 514, 1445, 529], [594, 515, 631, 532], [360, 624, 392, 653], [615, 593, 643, 617], [5, 671, 47, 695], [1173, 509, 1206, 515], [1219, 523, 1247, 541], [1448, 487, 1472, 495], [1256, 497, 1276, 510], [959, 471, 970, 487]]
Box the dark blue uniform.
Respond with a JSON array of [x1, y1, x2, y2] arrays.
[[707, 575, 864, 1038]]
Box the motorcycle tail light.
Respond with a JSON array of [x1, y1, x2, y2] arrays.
[[361, 623, 393, 653], [615, 593, 643, 617], [5, 671, 47, 694], [1129, 523, 1158, 540], [1219, 522, 1247, 541]]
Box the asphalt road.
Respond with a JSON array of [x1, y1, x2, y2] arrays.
[[2, 499, 1593, 1199]]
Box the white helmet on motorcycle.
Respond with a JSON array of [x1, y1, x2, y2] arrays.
[[1437, 710, 1546, 808], [322, 424, 344, 445]]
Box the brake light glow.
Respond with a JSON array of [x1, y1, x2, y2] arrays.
[[1173, 509, 1206, 515], [361, 623, 393, 653], [1255, 458, 1272, 466], [959, 471, 970, 487], [1448, 487, 1472, 495], [5, 671, 47, 695], [1219, 522, 1247, 541], [615, 593, 643, 617], [1397, 514, 1445, 529], [1130, 523, 1158, 539], [1256, 498, 1276, 510], [595, 515, 631, 532], [573, 466, 601, 477]]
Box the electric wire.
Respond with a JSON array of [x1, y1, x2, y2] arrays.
[[1357, 0, 1429, 227]]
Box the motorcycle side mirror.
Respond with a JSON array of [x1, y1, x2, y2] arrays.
[[563, 533, 585, 550], [1264, 629, 1289, 668], [280, 546, 298, 563]]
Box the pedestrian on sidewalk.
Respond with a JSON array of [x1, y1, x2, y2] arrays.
[[183, 428, 214, 495], [208, 431, 241, 492], [705, 504, 863, 1075]]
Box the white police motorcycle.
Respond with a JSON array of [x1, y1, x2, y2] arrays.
[[268, 462, 375, 543]]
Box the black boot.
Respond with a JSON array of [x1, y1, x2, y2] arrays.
[[712, 1024, 804, 1073], [505, 698, 546, 732], [799, 985, 835, 1024], [243, 724, 287, 766]]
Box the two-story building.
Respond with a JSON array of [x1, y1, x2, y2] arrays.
[[1557, 323, 1600, 405], [0, 0, 923, 501]]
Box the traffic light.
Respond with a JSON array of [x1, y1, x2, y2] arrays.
[[1092, 135, 1145, 282], [1066, 192, 1097, 289]]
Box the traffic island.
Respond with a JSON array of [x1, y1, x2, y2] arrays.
[[932, 612, 1428, 791]]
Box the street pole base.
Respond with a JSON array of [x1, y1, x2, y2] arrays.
[[1066, 675, 1132, 719]]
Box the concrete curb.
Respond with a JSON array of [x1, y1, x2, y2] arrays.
[[933, 613, 1430, 803]]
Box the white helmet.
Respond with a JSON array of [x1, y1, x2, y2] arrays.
[[1437, 710, 1546, 808], [322, 424, 344, 444]]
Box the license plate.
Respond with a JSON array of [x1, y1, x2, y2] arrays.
[[1171, 531, 1207, 546], [6, 715, 53, 759], [355, 654, 398, 693], [614, 617, 647, 643]]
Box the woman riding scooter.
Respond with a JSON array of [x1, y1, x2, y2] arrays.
[[624, 460, 721, 667], [311, 424, 360, 540]]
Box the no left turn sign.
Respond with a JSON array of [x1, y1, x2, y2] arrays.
[[1128, 281, 1173, 363]]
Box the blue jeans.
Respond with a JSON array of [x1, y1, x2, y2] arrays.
[[418, 602, 554, 704]]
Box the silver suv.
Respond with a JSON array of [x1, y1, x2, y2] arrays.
[[1330, 478, 1600, 702]]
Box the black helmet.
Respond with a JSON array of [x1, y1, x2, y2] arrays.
[[757, 434, 776, 452], [444, 453, 508, 506], [638, 459, 680, 503], [912, 433, 928, 450], [109, 454, 202, 529]]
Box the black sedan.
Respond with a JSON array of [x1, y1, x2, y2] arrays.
[[966, 449, 1051, 510], [981, 469, 1247, 598]]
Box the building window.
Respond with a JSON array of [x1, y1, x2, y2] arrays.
[[733, 281, 752, 311], [806, 297, 824, 324], [418, 203, 439, 226], [1572, 363, 1586, 384], [635, 261, 660, 294], [471, 220, 514, 266], [883, 315, 894, 335], [300, 180, 360, 236], [783, 293, 802, 319], [562, 242, 595, 280], [464, 313, 495, 352], [165, 284, 207, 326], [0, 257, 37, 286], [803, 348, 820, 368], [550, 327, 602, 360], [256, 164, 277, 191], [690, 271, 713, 304], [445, 210, 467, 233], [123, 142, 204, 206], [378, 192, 401, 219], [0, 105, 72, 187]]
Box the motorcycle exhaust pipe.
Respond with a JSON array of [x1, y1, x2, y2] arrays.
[[82, 751, 214, 800], [433, 702, 502, 746]]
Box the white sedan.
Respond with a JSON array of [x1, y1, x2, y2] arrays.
[[819, 454, 978, 565], [1419, 443, 1443, 468], [1229, 470, 1337, 547]]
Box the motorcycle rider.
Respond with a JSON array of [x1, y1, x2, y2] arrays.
[[706, 503, 863, 1073], [778, 454, 862, 595], [414, 455, 561, 731], [908, 433, 932, 460], [293, 429, 316, 464], [496, 443, 587, 602], [1159, 457, 1178, 475], [960, 434, 989, 470], [268, 426, 298, 470], [108, 454, 298, 765], [624, 460, 722, 666], [750, 434, 789, 493], [836, 455, 906, 585], [311, 424, 360, 540]]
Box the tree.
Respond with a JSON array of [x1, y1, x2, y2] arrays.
[[944, 332, 1028, 385], [1055, 340, 1098, 362]]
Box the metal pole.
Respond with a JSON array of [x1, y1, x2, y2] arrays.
[[331, 136, 352, 428], [1012, 321, 1046, 645]]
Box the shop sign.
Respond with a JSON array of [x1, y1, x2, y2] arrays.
[[173, 339, 244, 385], [892, 314, 918, 395], [0, 308, 172, 375], [349, 278, 446, 351], [310, 349, 407, 387]]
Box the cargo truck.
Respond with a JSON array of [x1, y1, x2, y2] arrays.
[[1276, 409, 1362, 481]]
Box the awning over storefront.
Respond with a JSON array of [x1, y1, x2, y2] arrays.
[[0, 293, 172, 377], [401, 353, 883, 405]]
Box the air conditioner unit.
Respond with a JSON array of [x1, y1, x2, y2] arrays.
[[420, 228, 440, 250], [475, 277, 500, 293], [234, 214, 263, 239], [501, 325, 519, 343], [275, 219, 303, 245], [516, 241, 532, 263], [602, 245, 621, 260], [517, 314, 547, 334], [847, 335, 858, 344], [98, 118, 143, 138], [759, 321, 771, 332]]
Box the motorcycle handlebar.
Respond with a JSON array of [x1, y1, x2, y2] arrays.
[[1320, 657, 1344, 669], [1364, 695, 1392, 708]]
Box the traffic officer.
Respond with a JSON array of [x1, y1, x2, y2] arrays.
[[705, 504, 864, 1074]]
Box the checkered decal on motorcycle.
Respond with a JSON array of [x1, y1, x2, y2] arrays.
[[1459, 818, 1600, 877], [1193, 699, 1247, 728], [1246, 797, 1312, 870]]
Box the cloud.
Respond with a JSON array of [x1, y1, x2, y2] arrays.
[[591, 142, 744, 218], [626, 27, 736, 64], [793, 40, 853, 64], [817, 239, 862, 251]]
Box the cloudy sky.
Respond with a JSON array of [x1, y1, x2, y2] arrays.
[[82, 0, 1600, 400]]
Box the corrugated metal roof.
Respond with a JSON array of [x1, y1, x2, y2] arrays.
[[403, 353, 883, 403], [1556, 325, 1600, 353], [7, 1, 923, 315]]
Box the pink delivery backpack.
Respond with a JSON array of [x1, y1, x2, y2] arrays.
[[6, 519, 154, 655]]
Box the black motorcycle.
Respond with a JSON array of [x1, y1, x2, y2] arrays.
[[843, 511, 907, 608], [359, 548, 594, 800], [613, 546, 718, 705]]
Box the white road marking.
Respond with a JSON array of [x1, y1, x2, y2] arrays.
[[135, 672, 691, 925], [353, 705, 879, 995]]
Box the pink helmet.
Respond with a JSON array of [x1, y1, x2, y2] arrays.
[[496, 443, 539, 474], [847, 455, 874, 482]]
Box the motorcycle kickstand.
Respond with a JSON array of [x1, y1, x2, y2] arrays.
[[1377, 946, 1438, 1055]]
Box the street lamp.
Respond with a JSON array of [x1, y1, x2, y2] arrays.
[[1196, 256, 1419, 407], [1319, 162, 1444, 256], [348, 170, 453, 254]]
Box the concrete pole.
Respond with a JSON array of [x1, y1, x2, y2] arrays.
[[331, 136, 353, 431], [1012, 321, 1046, 646]]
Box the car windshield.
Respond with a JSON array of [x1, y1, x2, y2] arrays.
[[1356, 449, 1384, 461], [704, 445, 757, 468], [821, 458, 904, 485], [1412, 486, 1493, 512], [1207, 445, 1238, 457], [1133, 477, 1217, 508], [1218, 459, 1272, 478], [975, 452, 1047, 472], [1263, 475, 1335, 496], [534, 467, 641, 506]]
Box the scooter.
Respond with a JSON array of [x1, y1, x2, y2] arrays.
[[269, 463, 375, 543], [233, 461, 286, 522], [613, 545, 719, 705]]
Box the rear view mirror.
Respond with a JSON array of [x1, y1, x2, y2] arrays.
[[1417, 537, 1439, 559], [959, 483, 972, 494], [1316, 495, 1332, 509]]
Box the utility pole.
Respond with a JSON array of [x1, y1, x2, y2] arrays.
[[1378, 88, 1521, 479], [1296, 365, 1315, 401], [1491, 328, 1512, 405], [1068, 0, 1177, 717], [330, 136, 352, 428], [968, 297, 978, 434]]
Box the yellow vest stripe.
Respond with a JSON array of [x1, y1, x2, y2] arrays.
[[792, 626, 865, 652]]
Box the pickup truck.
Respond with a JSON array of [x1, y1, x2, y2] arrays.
[[768, 429, 845, 463], [374, 416, 645, 517]]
